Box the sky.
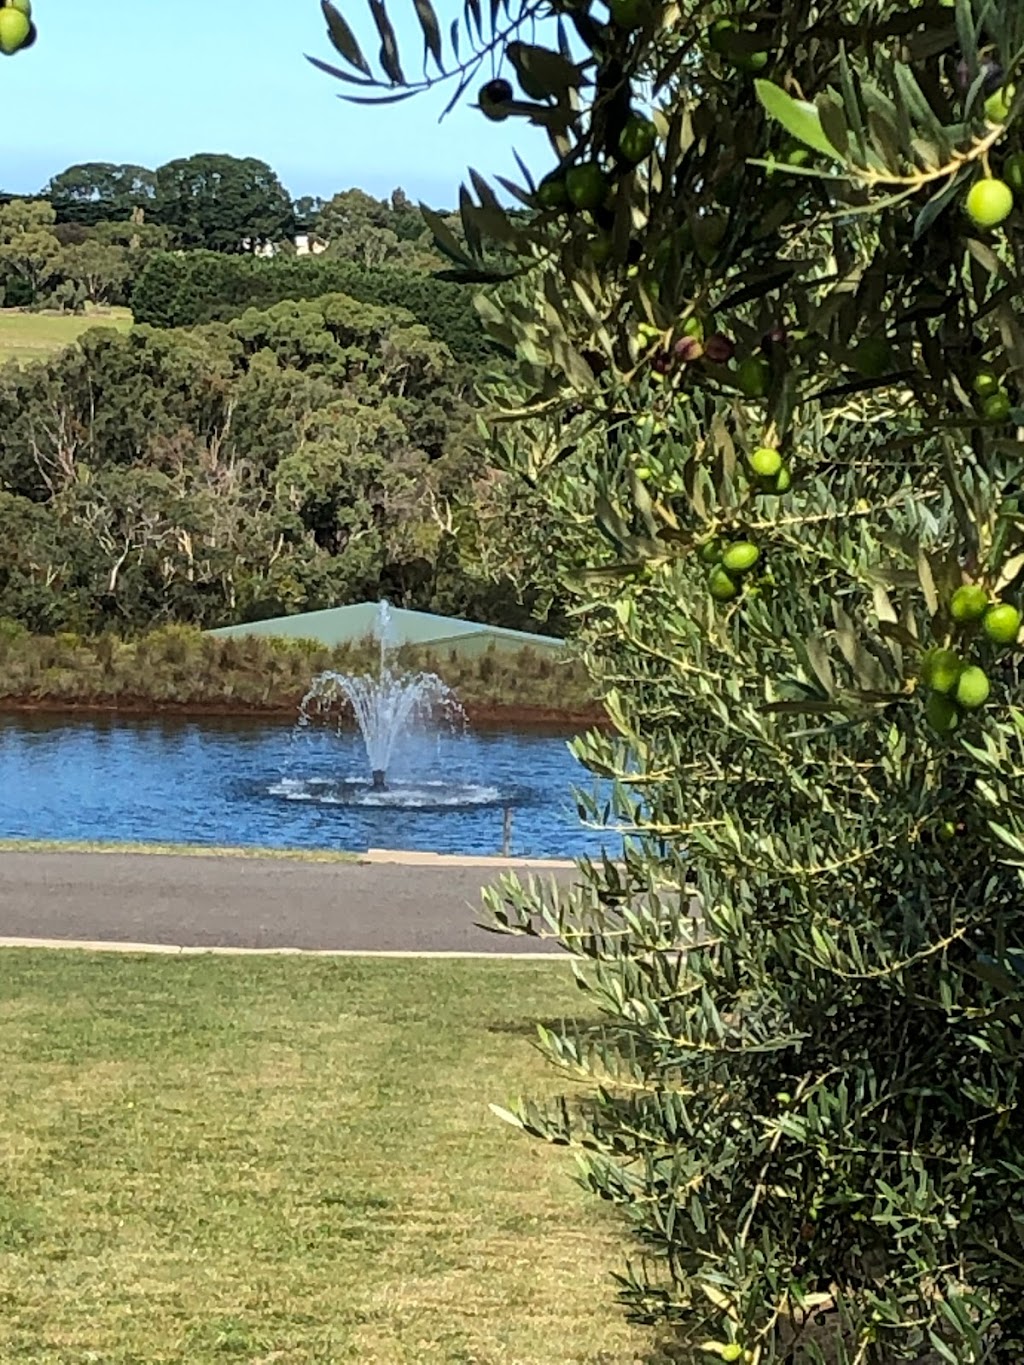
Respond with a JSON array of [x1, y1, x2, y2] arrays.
[[3, 0, 553, 206]]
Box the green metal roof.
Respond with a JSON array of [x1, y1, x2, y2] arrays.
[[206, 602, 563, 652]]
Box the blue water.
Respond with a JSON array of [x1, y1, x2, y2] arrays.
[[0, 714, 620, 859]]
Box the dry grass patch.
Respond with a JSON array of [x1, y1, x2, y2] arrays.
[[0, 951, 650, 1364]]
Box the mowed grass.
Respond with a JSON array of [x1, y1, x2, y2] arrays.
[[0, 952, 650, 1365], [0, 838, 359, 864], [0, 307, 133, 365]]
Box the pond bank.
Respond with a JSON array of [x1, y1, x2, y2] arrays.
[[0, 626, 605, 729], [0, 695, 607, 730]]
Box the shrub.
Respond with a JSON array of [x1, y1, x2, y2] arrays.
[[132, 251, 496, 364]]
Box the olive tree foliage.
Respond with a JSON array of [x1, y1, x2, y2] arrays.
[[314, 1, 1024, 1360]]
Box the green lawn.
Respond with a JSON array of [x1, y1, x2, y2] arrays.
[[0, 838, 358, 864], [0, 307, 133, 365], [0, 952, 648, 1364]]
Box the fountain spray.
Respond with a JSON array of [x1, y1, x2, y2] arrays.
[[298, 602, 463, 790]]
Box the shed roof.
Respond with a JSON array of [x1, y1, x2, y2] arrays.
[[206, 602, 563, 652]]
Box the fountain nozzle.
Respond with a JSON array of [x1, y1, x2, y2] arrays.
[[371, 769, 387, 790]]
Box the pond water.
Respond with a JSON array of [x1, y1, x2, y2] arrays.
[[0, 713, 622, 859]]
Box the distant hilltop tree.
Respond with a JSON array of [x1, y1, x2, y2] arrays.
[[43, 163, 157, 227], [150, 154, 297, 255]]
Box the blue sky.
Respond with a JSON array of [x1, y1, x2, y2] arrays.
[[4, 0, 552, 206]]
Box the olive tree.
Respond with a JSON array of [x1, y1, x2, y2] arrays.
[[313, 2, 1024, 1359]]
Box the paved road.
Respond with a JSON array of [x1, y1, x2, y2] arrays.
[[0, 852, 571, 953]]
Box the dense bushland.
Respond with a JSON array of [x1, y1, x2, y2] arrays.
[[0, 289, 544, 637]]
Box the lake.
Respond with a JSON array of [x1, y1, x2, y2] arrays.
[[0, 713, 620, 859]]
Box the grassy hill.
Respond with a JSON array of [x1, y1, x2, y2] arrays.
[[0, 306, 133, 365]]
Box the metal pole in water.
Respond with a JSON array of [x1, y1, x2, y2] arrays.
[[502, 805, 512, 857]]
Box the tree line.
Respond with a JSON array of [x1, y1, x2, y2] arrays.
[[3, 154, 449, 258], [0, 154, 496, 363], [0, 195, 493, 366]]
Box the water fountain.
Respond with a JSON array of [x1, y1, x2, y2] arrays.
[[296, 601, 463, 793], [269, 601, 508, 815]]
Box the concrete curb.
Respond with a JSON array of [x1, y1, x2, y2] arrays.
[[0, 936, 566, 960], [360, 848, 576, 869]]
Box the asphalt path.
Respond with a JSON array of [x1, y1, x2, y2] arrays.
[[0, 852, 572, 954]]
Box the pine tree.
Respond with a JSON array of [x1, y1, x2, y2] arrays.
[[313, 2, 1024, 1359]]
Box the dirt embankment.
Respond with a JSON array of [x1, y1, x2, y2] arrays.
[[0, 694, 609, 731]]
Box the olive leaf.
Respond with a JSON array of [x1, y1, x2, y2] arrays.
[[305, 54, 378, 88], [836, 44, 868, 162], [833, 601, 890, 691], [463, 0, 482, 43], [894, 64, 952, 162], [441, 65, 477, 119], [916, 549, 939, 617], [368, 0, 405, 84], [321, 0, 372, 76], [512, 149, 536, 192], [506, 42, 580, 100], [411, 0, 443, 70], [994, 552, 1024, 596], [488, 0, 503, 44], [458, 184, 483, 259], [342, 88, 419, 105], [866, 106, 903, 175], [468, 167, 504, 214], [817, 93, 849, 158], [496, 175, 537, 208], [754, 81, 842, 159], [796, 635, 836, 697], [419, 204, 475, 267]]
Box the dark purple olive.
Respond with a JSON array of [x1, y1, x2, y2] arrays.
[[984, 61, 1005, 95], [704, 333, 735, 363], [479, 79, 514, 119], [651, 350, 675, 374], [482, 78, 513, 103], [955, 57, 1005, 95]]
